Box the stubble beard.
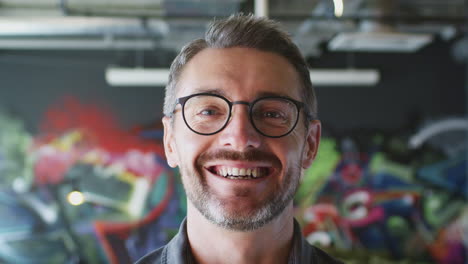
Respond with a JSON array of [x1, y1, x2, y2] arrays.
[[179, 149, 303, 232]]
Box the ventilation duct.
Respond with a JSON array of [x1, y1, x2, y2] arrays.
[[328, 31, 433, 52], [328, 20, 433, 52]]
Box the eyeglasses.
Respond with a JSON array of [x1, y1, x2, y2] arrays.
[[172, 93, 311, 138]]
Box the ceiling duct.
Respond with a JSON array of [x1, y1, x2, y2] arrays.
[[0, 0, 242, 17], [0, 17, 169, 50], [0, 38, 157, 50], [328, 22, 433, 52], [0, 0, 240, 50], [0, 17, 168, 37], [326, 0, 434, 52], [0, 0, 165, 17]]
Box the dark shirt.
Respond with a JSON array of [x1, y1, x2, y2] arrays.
[[136, 218, 344, 264]]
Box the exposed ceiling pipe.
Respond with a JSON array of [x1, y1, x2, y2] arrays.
[[0, 17, 168, 37], [0, 16, 168, 50], [0, 0, 241, 18], [0, 0, 164, 17], [0, 0, 164, 9], [0, 0, 464, 23], [0, 38, 156, 50], [0, 0, 57, 7]]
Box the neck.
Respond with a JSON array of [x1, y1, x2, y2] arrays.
[[186, 202, 295, 264]]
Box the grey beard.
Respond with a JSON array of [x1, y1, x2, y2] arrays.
[[180, 162, 302, 232]]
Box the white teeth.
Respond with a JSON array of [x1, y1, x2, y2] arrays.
[[216, 166, 263, 178]]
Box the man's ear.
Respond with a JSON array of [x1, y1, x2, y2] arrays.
[[302, 120, 321, 169], [162, 116, 179, 168]]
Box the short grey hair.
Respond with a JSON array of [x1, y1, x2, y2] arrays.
[[163, 13, 317, 120]]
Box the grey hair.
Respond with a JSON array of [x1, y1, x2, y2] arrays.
[[163, 13, 317, 120]]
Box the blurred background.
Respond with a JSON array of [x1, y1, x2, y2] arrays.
[[0, 0, 466, 263]]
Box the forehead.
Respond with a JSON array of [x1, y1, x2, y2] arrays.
[[176, 47, 302, 100]]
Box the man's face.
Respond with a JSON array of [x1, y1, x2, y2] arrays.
[[163, 47, 320, 231]]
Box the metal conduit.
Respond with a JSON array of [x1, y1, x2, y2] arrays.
[[0, 0, 164, 8], [0, 0, 241, 17]]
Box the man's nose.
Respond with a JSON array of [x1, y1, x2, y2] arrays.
[[217, 105, 261, 151]]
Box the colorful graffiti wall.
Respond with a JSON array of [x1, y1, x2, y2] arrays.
[[295, 130, 467, 263], [0, 98, 466, 263]]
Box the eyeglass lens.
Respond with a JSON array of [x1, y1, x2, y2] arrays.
[[182, 95, 299, 137]]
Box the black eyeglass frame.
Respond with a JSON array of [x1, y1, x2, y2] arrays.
[[173, 92, 313, 138]]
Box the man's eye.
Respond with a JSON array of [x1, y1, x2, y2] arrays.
[[199, 109, 217, 116], [196, 106, 226, 116], [263, 111, 283, 119]]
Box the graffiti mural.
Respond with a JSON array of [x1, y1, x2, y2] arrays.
[[296, 129, 467, 263], [0, 98, 466, 263], [0, 98, 184, 263]]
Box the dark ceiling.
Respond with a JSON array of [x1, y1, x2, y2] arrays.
[[0, 0, 465, 58]]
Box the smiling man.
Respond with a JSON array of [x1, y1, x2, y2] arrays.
[[136, 14, 343, 264]]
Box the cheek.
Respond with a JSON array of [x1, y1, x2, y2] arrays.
[[288, 128, 307, 150], [282, 130, 307, 164], [173, 128, 209, 166], [270, 137, 304, 168]]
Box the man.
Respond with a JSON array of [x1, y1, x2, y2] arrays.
[[137, 14, 343, 264]]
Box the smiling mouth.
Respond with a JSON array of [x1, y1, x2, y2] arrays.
[[207, 166, 271, 180]]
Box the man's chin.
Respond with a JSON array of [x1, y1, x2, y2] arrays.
[[203, 209, 272, 232], [181, 159, 301, 231], [193, 197, 288, 232]]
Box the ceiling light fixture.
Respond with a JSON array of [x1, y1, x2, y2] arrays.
[[329, 32, 433, 52], [105, 67, 379, 87], [310, 69, 379, 86], [106, 67, 170, 86], [332, 0, 344, 17]]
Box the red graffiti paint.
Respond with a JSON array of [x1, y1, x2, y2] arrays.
[[33, 96, 164, 185], [39, 96, 163, 154]]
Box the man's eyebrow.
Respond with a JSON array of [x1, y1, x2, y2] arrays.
[[187, 88, 295, 100], [256, 91, 293, 98], [191, 87, 229, 97]]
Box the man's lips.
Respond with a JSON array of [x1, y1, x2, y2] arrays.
[[197, 149, 281, 180], [205, 165, 272, 179]]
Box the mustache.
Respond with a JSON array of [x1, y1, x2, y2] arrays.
[[197, 149, 281, 167]]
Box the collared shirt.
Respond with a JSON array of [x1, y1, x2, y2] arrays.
[[135, 218, 344, 264]]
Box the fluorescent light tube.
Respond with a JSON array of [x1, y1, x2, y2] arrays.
[[309, 69, 379, 86], [329, 32, 433, 52], [106, 67, 169, 86], [106, 67, 379, 87]]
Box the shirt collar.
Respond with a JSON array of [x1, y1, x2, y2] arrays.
[[168, 218, 306, 264]]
